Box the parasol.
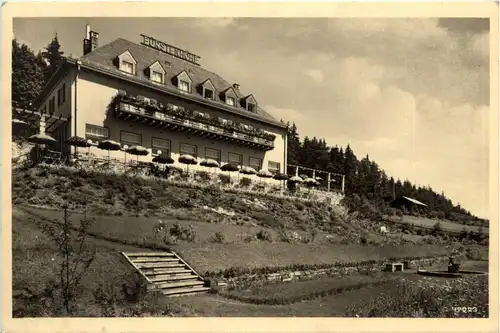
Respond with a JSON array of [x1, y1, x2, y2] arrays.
[[240, 166, 257, 175], [126, 145, 149, 166], [178, 154, 198, 174], [28, 133, 56, 145], [97, 139, 121, 163]]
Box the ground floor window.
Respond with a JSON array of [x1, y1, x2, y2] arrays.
[[268, 161, 280, 174], [152, 137, 171, 155], [120, 131, 141, 147], [249, 157, 262, 171], [205, 148, 221, 163], [228, 152, 242, 166], [180, 143, 197, 157], [85, 124, 109, 141]]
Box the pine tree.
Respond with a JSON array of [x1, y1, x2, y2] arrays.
[[286, 122, 302, 165], [12, 39, 47, 106], [42, 34, 65, 82]]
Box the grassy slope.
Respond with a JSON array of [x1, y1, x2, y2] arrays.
[[11, 166, 490, 317], [18, 205, 459, 274], [400, 215, 488, 233]]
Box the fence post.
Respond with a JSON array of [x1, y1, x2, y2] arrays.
[[327, 172, 331, 191], [341, 175, 345, 194], [295, 166, 299, 176]]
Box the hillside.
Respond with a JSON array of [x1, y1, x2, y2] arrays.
[[285, 123, 489, 228], [12, 165, 488, 248]]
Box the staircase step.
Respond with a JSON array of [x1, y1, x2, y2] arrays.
[[155, 280, 205, 290], [145, 268, 192, 275], [136, 262, 185, 269], [162, 286, 211, 296], [124, 252, 175, 257], [131, 257, 180, 263], [150, 274, 197, 282]]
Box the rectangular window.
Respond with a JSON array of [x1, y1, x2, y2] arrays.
[[85, 124, 109, 140], [268, 161, 281, 174], [120, 131, 141, 146], [180, 143, 197, 157], [228, 152, 242, 166], [179, 80, 190, 92], [121, 61, 134, 74], [152, 137, 170, 154], [205, 148, 221, 163], [226, 96, 235, 106], [57, 83, 66, 106], [57, 88, 62, 106], [247, 103, 256, 112], [249, 157, 262, 171], [49, 97, 55, 115], [151, 71, 163, 84], [204, 88, 214, 100]]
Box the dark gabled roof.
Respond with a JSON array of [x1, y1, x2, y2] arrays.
[[79, 38, 284, 128]]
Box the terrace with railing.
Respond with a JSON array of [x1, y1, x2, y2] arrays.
[[112, 92, 277, 151]]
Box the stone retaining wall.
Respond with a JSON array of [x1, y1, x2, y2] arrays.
[[210, 255, 464, 290]]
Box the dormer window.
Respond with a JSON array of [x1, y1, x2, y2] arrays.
[[122, 61, 134, 74], [201, 79, 216, 100], [147, 61, 166, 84], [117, 50, 137, 75], [176, 71, 192, 93], [244, 95, 257, 112], [151, 70, 164, 84], [226, 96, 235, 106], [204, 89, 214, 99], [222, 87, 237, 107], [179, 80, 190, 92]]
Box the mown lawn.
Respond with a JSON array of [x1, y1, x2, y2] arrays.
[[172, 262, 489, 317], [400, 215, 488, 233]]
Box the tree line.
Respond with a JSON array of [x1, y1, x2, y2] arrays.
[[12, 36, 64, 107], [286, 122, 489, 227]]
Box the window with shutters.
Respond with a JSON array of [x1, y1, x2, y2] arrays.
[[249, 157, 262, 171], [180, 143, 197, 157], [85, 124, 109, 140], [120, 131, 141, 146], [205, 148, 221, 163], [152, 137, 170, 154], [268, 161, 280, 174], [228, 152, 242, 166]]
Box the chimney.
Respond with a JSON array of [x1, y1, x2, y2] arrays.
[[233, 83, 240, 90], [83, 25, 99, 55]]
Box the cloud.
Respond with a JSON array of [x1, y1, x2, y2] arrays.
[[264, 105, 305, 123], [303, 69, 324, 83]]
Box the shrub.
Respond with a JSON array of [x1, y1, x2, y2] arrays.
[[169, 223, 196, 242], [250, 211, 285, 229], [256, 229, 273, 242], [195, 171, 212, 183], [212, 232, 227, 244], [239, 177, 252, 187], [218, 174, 231, 185]]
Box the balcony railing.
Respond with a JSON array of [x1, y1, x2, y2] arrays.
[[115, 101, 275, 151]]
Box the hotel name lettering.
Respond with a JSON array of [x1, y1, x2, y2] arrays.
[[141, 34, 200, 65]]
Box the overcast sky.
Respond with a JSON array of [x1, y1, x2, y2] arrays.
[[13, 18, 490, 218]]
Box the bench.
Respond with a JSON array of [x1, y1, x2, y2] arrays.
[[385, 262, 404, 272]]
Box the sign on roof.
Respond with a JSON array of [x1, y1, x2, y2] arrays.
[[141, 34, 200, 66]]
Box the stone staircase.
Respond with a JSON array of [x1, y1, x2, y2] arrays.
[[121, 251, 210, 297]]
